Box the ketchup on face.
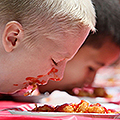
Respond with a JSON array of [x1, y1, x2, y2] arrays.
[[13, 84, 18, 86], [22, 67, 60, 96]]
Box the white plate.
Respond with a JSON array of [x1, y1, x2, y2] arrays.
[[8, 104, 120, 119], [8, 110, 120, 119]]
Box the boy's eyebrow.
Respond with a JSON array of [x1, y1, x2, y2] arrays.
[[95, 61, 105, 67], [60, 52, 73, 60]]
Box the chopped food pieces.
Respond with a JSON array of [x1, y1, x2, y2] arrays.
[[30, 100, 119, 114], [31, 104, 54, 112]]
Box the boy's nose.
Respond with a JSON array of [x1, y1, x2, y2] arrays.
[[84, 72, 96, 86]]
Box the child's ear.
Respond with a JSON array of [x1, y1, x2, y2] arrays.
[[2, 21, 24, 52]]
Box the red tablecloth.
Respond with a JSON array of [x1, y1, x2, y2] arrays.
[[0, 101, 119, 120]]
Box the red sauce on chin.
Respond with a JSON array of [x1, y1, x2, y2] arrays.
[[23, 67, 60, 96]]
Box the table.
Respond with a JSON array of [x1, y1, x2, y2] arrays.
[[0, 101, 120, 120]]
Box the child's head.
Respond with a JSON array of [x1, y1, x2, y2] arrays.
[[0, 0, 96, 40], [84, 0, 120, 48], [0, 0, 95, 93], [38, 0, 120, 93]]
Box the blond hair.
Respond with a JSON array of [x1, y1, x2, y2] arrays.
[[0, 0, 96, 41]]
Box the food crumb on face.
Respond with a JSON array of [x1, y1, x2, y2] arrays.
[[13, 84, 19, 86]]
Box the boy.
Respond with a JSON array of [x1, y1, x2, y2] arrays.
[[39, 0, 120, 93], [0, 0, 95, 93]]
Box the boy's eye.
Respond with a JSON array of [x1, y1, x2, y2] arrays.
[[88, 67, 95, 72], [52, 59, 58, 66]]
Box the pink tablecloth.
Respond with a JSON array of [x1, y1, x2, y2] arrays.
[[0, 101, 119, 120]]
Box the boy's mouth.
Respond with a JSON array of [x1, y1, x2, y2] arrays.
[[22, 67, 60, 96]]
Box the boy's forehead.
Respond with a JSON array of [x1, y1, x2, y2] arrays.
[[93, 43, 119, 66], [52, 38, 83, 59], [81, 44, 119, 69], [42, 27, 90, 59]]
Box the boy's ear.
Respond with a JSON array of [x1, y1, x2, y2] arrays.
[[2, 21, 24, 52]]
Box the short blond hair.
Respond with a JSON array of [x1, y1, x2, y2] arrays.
[[0, 0, 96, 41]]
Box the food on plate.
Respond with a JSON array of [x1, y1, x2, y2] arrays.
[[93, 87, 109, 97], [30, 100, 119, 114], [76, 100, 89, 113], [68, 87, 112, 98], [31, 104, 54, 112], [55, 103, 76, 112]]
